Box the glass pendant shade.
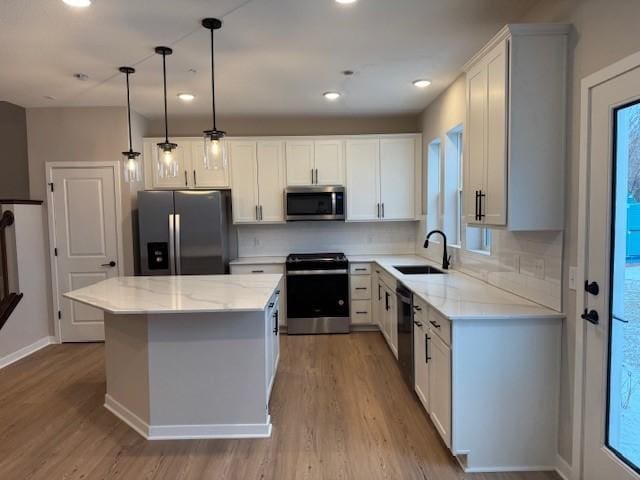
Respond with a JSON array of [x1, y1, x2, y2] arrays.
[[204, 133, 227, 170], [157, 142, 178, 178], [122, 152, 142, 183]]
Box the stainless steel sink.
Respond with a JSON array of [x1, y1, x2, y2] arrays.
[[393, 265, 444, 275]]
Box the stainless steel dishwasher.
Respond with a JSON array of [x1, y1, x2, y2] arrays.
[[396, 284, 414, 389]]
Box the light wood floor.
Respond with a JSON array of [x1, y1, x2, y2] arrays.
[[0, 333, 559, 480]]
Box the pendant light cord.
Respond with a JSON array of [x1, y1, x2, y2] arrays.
[[210, 27, 217, 131], [162, 52, 169, 143], [125, 72, 133, 152]]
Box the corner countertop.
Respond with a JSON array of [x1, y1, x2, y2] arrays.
[[63, 274, 283, 315], [352, 255, 563, 321]]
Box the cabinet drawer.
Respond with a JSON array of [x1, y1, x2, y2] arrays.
[[230, 264, 284, 275], [428, 308, 451, 346], [412, 298, 428, 326], [351, 300, 372, 324], [350, 263, 372, 275], [350, 275, 371, 300]]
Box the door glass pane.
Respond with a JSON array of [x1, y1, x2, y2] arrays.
[[608, 101, 640, 471]]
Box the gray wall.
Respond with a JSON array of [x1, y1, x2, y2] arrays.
[[146, 114, 420, 138], [416, 0, 640, 467], [0, 102, 30, 199]]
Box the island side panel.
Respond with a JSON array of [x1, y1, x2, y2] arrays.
[[146, 311, 269, 438], [451, 317, 561, 472], [104, 313, 151, 430]]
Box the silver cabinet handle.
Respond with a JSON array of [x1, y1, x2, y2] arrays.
[[175, 214, 182, 275], [315, 168, 318, 184], [168, 214, 176, 275], [377, 203, 380, 218], [255, 205, 259, 221], [311, 168, 314, 184], [184, 171, 188, 187], [193, 169, 197, 186], [382, 203, 385, 218], [260, 205, 263, 221]]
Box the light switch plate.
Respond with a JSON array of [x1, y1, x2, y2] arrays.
[[569, 266, 577, 291]]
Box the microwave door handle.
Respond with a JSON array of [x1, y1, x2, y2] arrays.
[[332, 193, 337, 215]]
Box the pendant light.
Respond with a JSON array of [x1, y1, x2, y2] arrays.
[[155, 46, 178, 178], [119, 66, 142, 183], [202, 18, 227, 171]]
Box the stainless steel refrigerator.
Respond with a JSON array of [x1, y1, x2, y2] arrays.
[[138, 190, 237, 276]]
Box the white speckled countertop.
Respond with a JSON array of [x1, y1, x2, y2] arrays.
[[63, 274, 283, 314], [228, 254, 563, 321]]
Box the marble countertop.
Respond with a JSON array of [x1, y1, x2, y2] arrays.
[[63, 275, 283, 315]]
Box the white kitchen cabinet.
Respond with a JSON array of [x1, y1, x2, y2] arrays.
[[351, 300, 372, 325], [143, 137, 230, 189], [463, 24, 568, 230], [229, 141, 259, 223], [346, 135, 420, 222], [229, 140, 285, 224], [349, 263, 374, 328], [257, 141, 286, 223], [285, 139, 344, 186], [413, 301, 430, 412], [285, 140, 315, 186], [428, 330, 451, 448], [346, 138, 380, 221], [230, 262, 287, 327], [379, 137, 416, 220], [314, 139, 344, 185]]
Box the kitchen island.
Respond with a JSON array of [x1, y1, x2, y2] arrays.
[[64, 274, 282, 440]]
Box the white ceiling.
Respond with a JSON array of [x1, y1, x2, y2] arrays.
[[0, 0, 539, 119]]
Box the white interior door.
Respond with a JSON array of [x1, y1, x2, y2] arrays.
[[49, 164, 121, 342], [582, 62, 640, 480]]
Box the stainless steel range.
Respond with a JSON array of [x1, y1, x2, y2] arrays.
[[286, 253, 350, 335]]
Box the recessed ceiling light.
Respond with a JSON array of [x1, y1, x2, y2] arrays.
[[413, 79, 431, 88], [62, 0, 92, 7], [177, 93, 196, 102], [336, 0, 357, 4], [323, 91, 341, 101]]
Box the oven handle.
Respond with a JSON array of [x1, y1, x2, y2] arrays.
[[287, 269, 348, 276]]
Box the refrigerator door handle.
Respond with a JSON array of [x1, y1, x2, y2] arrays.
[[175, 214, 182, 275], [168, 214, 176, 275]]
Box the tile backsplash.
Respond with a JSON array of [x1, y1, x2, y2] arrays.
[[415, 218, 563, 311], [237, 221, 417, 257]]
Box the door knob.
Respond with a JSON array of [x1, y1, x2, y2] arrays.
[[101, 261, 116, 267], [581, 309, 599, 325]]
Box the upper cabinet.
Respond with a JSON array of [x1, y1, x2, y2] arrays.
[[346, 135, 420, 222], [463, 24, 569, 230], [143, 137, 230, 190], [285, 138, 344, 186], [229, 139, 285, 224]]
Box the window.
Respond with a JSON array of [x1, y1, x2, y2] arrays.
[[466, 226, 491, 254], [444, 126, 463, 245], [426, 139, 441, 232]]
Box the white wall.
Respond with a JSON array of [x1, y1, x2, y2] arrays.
[[237, 222, 417, 257]]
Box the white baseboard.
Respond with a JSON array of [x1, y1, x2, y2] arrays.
[[555, 454, 573, 480], [105, 394, 273, 440], [0, 336, 57, 370]]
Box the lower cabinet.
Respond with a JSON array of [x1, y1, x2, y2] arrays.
[[373, 268, 398, 358], [413, 297, 452, 448], [350, 263, 374, 327]]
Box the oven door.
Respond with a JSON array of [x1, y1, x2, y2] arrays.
[[285, 189, 344, 221], [286, 272, 349, 319]]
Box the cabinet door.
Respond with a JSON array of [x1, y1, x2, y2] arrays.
[[484, 40, 508, 226], [387, 287, 398, 358], [229, 141, 259, 224], [413, 316, 430, 412], [464, 61, 487, 225], [429, 331, 451, 448], [258, 140, 286, 223], [315, 139, 344, 185], [191, 138, 231, 188], [346, 139, 380, 221], [380, 137, 416, 220], [286, 141, 315, 186], [148, 138, 191, 189]]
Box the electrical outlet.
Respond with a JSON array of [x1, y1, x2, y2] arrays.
[[569, 266, 577, 291]]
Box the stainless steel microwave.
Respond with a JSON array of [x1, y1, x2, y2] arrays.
[[285, 186, 345, 221]]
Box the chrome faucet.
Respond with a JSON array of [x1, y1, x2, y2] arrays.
[[424, 230, 452, 270]]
